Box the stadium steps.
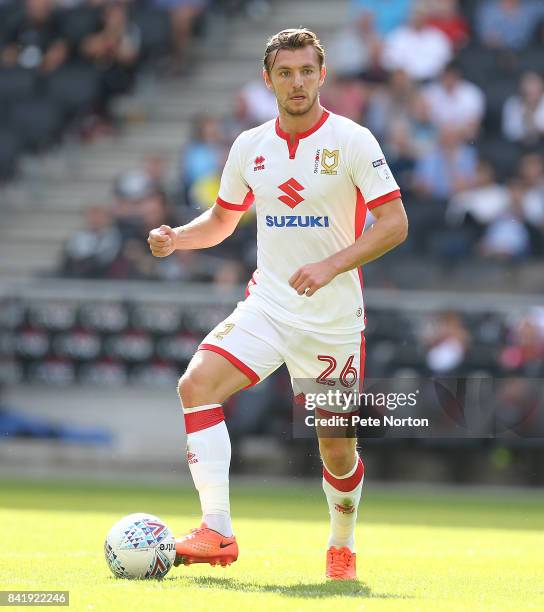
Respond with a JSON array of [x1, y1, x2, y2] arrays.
[[0, 0, 349, 280]]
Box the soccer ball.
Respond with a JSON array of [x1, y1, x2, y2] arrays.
[[104, 513, 176, 579]]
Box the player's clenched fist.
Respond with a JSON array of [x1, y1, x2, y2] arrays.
[[147, 225, 177, 257], [288, 261, 337, 297]]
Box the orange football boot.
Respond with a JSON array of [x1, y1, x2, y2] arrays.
[[174, 523, 238, 567], [326, 546, 357, 580]]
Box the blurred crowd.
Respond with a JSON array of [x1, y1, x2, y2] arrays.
[[0, 0, 244, 178], [58, 0, 544, 285]]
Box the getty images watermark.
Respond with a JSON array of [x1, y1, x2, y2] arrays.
[[291, 376, 544, 439], [303, 388, 426, 428]]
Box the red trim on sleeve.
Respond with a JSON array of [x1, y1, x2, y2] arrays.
[[216, 189, 254, 211], [184, 406, 224, 434], [198, 343, 259, 389], [323, 457, 365, 492], [366, 189, 401, 210]]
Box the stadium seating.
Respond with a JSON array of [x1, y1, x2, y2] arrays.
[[45, 64, 101, 120], [0, 1, 186, 181]]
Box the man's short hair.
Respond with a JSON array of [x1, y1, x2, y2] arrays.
[[263, 28, 325, 74]]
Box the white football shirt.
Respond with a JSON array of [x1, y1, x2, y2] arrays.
[[216, 109, 401, 333]]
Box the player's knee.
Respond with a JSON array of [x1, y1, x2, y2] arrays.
[[177, 367, 214, 407], [319, 438, 356, 474]]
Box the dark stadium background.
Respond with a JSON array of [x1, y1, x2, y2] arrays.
[[0, 0, 543, 488]]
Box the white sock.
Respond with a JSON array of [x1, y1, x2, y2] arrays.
[[183, 403, 233, 537], [322, 456, 364, 552]]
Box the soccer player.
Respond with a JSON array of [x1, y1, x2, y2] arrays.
[[147, 28, 408, 580]]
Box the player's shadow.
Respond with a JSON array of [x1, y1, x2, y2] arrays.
[[173, 576, 411, 600]]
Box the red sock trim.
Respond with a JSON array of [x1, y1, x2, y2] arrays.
[[323, 457, 364, 492], [184, 406, 224, 434]]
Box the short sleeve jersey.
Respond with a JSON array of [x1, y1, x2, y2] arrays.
[[216, 109, 401, 333]]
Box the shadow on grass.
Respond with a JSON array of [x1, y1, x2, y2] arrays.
[[169, 575, 411, 600]]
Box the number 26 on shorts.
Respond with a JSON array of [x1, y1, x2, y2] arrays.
[[316, 355, 357, 387]]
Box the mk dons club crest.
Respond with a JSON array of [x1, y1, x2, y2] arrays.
[[320, 149, 339, 175]]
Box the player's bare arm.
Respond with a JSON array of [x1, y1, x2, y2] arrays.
[[289, 198, 408, 296], [147, 204, 245, 257]]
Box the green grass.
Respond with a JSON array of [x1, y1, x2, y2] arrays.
[[1, 479, 543, 611]]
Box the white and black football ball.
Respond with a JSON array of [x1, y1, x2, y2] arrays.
[[104, 513, 176, 579]]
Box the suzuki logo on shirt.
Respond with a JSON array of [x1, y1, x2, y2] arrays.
[[266, 215, 330, 228], [278, 178, 305, 208]]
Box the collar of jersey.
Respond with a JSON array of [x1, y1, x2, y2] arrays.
[[275, 108, 330, 159]]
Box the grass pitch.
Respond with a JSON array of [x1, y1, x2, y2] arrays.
[[0, 479, 543, 611]]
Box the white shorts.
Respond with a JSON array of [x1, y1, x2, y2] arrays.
[[198, 300, 366, 410]]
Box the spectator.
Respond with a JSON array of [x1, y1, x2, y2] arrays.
[[61, 204, 122, 278], [421, 311, 470, 374], [1, 0, 69, 73], [479, 179, 532, 260], [423, 62, 485, 140], [222, 93, 255, 144], [113, 165, 176, 233], [381, 3, 452, 81], [383, 117, 418, 193], [382, 89, 439, 187], [476, 0, 543, 50], [425, 0, 470, 50], [499, 310, 544, 373], [502, 72, 544, 145], [365, 69, 418, 139], [325, 12, 382, 79], [142, 153, 170, 192], [446, 160, 510, 238], [518, 153, 544, 205], [518, 154, 544, 253], [80, 1, 141, 101], [321, 74, 368, 123], [180, 114, 225, 207], [108, 176, 174, 279], [413, 127, 477, 199], [112, 168, 158, 239], [350, 0, 413, 37], [405, 91, 437, 157], [239, 79, 277, 124], [151, 0, 208, 71], [108, 237, 157, 279]]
